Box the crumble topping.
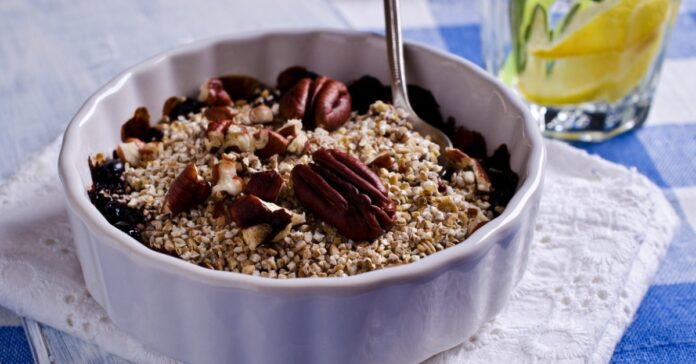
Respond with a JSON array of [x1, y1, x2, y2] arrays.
[[88, 69, 516, 278]]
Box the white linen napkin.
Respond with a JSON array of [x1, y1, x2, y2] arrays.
[[0, 138, 678, 364]]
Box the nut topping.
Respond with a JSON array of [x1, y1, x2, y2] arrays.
[[286, 131, 309, 155], [88, 68, 516, 278], [163, 163, 212, 216], [276, 119, 302, 138], [198, 78, 232, 107], [279, 76, 352, 131], [207, 119, 233, 149], [244, 171, 284, 202], [116, 138, 144, 166], [292, 149, 395, 241], [223, 125, 253, 153], [229, 194, 303, 248], [115, 138, 161, 167], [444, 148, 491, 192], [138, 140, 162, 160], [276, 119, 308, 155], [211, 160, 244, 198], [254, 130, 288, 159], [366, 151, 395, 171], [249, 104, 274, 124], [204, 107, 236, 123], [242, 224, 273, 250], [121, 107, 163, 142]]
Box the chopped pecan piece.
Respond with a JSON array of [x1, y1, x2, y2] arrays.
[[366, 151, 395, 171], [444, 148, 491, 192], [276, 119, 302, 138], [254, 130, 288, 159], [228, 195, 303, 247], [207, 119, 233, 149], [286, 132, 309, 155], [244, 171, 283, 202], [163, 164, 212, 216], [249, 104, 274, 124], [204, 107, 236, 123], [279, 76, 352, 130], [292, 149, 395, 241], [242, 225, 273, 250], [211, 160, 244, 198], [115, 138, 161, 167], [223, 125, 253, 153], [115, 138, 144, 166], [229, 195, 288, 228], [276, 119, 308, 155], [205, 107, 237, 149], [121, 107, 163, 142], [198, 78, 232, 107]]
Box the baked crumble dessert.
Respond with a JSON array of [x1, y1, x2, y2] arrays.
[[88, 66, 518, 278]]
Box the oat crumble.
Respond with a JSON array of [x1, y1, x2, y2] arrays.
[[88, 68, 515, 278]]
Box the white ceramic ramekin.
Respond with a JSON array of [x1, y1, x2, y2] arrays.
[[58, 30, 545, 364]]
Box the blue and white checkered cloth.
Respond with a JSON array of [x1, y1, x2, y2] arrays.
[[1, 0, 694, 362]]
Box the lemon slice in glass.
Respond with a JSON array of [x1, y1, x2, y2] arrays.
[[516, 0, 672, 104], [519, 33, 663, 104], [530, 0, 670, 58]]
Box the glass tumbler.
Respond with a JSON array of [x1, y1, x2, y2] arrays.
[[480, 0, 680, 141]]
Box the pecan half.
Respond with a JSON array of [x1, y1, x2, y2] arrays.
[[163, 164, 212, 216], [278, 76, 352, 131], [292, 149, 395, 241], [121, 107, 163, 142], [244, 171, 283, 202]]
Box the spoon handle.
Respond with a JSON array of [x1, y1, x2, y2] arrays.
[[384, 0, 411, 111]]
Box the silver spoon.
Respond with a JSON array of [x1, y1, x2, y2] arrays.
[[383, 0, 453, 152]]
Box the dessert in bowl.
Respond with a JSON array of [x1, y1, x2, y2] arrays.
[[89, 65, 519, 278], [59, 31, 544, 364]]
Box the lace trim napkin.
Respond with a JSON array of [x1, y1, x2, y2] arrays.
[[0, 138, 678, 363]]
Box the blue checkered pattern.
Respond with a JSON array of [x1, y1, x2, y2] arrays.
[[1, 0, 694, 362]]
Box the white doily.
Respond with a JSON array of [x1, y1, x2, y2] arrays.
[[0, 138, 678, 364]]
